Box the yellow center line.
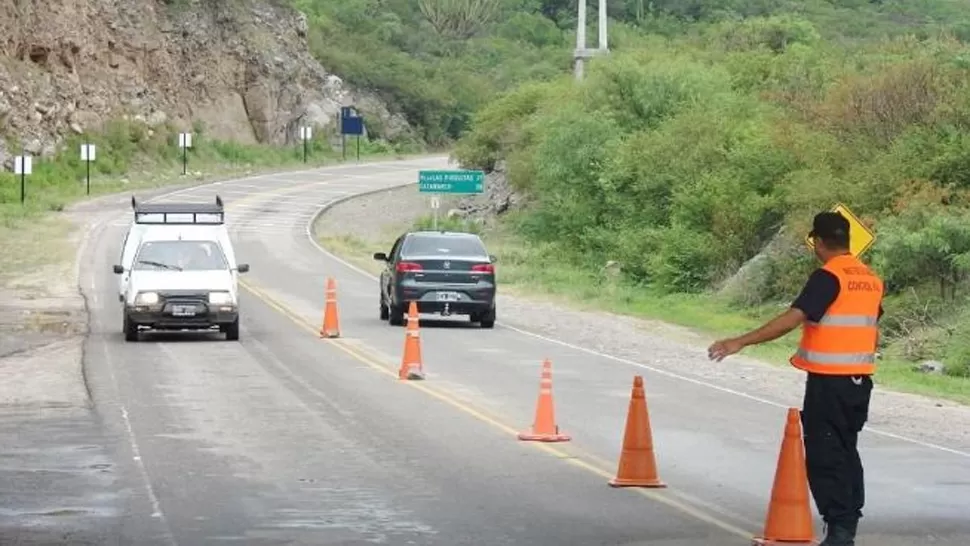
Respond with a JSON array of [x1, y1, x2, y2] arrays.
[[238, 276, 757, 540]]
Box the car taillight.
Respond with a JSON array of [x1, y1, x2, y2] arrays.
[[471, 263, 494, 274], [396, 261, 423, 272]]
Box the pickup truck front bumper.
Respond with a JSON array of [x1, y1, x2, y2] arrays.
[[126, 295, 237, 330]]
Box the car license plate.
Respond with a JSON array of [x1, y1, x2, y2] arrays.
[[436, 291, 460, 302], [171, 305, 196, 316]]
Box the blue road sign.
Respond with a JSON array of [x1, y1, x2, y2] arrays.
[[340, 106, 364, 135]]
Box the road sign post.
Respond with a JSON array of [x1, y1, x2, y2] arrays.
[[14, 154, 31, 204], [80, 143, 96, 195], [340, 107, 363, 162], [178, 132, 192, 175], [430, 195, 441, 230], [804, 203, 876, 257], [418, 170, 485, 231], [300, 126, 312, 163]]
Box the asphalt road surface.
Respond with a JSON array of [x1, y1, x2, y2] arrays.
[[5, 156, 970, 545]]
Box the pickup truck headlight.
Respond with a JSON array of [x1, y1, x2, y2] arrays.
[[208, 291, 234, 305], [134, 291, 159, 305]]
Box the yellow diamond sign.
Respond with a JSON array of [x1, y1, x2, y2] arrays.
[[804, 203, 876, 257]]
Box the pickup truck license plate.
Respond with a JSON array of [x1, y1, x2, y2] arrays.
[[436, 292, 460, 302], [171, 305, 196, 316]]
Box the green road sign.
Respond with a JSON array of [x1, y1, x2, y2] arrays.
[[418, 170, 485, 193]]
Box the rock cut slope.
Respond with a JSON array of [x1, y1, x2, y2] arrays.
[[0, 0, 410, 165]]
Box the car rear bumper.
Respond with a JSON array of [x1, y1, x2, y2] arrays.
[[395, 284, 494, 314], [126, 305, 238, 330], [410, 301, 493, 316]]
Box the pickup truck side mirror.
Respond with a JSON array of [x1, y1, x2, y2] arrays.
[[112, 265, 124, 274], [237, 264, 250, 273], [373, 252, 388, 261]]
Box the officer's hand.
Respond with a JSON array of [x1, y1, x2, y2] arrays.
[[707, 338, 744, 362]]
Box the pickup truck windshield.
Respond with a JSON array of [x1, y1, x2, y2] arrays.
[[133, 240, 228, 271]]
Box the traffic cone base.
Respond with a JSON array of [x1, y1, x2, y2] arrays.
[[398, 302, 424, 380], [519, 359, 569, 443], [756, 408, 816, 544], [752, 539, 818, 545], [400, 364, 425, 381], [608, 475, 666, 488], [517, 429, 571, 442], [609, 375, 665, 488]]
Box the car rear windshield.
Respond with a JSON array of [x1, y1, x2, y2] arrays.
[[402, 235, 488, 257], [133, 240, 229, 271]]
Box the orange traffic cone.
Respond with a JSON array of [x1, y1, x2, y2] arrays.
[[319, 277, 340, 338], [518, 359, 570, 442], [608, 375, 666, 488], [398, 301, 425, 380], [752, 408, 817, 546]]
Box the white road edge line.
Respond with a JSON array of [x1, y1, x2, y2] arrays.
[[81, 215, 178, 546], [301, 178, 970, 460]]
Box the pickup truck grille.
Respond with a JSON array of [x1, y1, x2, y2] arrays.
[[158, 291, 209, 306]]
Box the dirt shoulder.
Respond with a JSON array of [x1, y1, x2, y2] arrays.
[[0, 189, 188, 410], [313, 183, 970, 453]]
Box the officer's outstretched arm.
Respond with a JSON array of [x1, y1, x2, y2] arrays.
[[734, 308, 805, 349]]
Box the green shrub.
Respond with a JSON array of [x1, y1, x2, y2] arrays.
[[450, 9, 970, 378]]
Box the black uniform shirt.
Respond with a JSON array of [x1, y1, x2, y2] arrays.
[[791, 268, 884, 323]]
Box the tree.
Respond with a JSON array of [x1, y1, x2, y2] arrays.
[[872, 209, 970, 302], [418, 0, 502, 39]]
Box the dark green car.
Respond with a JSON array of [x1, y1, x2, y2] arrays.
[[374, 231, 497, 328]]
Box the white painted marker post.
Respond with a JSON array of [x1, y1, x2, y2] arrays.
[[300, 126, 312, 163], [430, 195, 440, 230], [178, 132, 192, 175], [14, 154, 32, 204], [80, 143, 96, 195]]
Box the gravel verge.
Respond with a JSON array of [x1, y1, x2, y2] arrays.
[[313, 183, 970, 454]]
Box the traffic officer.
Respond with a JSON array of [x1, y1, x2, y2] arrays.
[[707, 211, 884, 546]]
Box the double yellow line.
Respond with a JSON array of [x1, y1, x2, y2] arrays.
[[170, 167, 758, 541]]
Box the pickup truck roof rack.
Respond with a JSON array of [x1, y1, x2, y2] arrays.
[[130, 195, 225, 225]]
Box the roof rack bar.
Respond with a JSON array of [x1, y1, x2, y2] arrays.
[[129, 195, 225, 225]]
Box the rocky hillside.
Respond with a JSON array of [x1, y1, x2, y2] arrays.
[[0, 0, 411, 166]]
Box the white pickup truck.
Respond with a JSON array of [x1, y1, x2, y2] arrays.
[[112, 196, 249, 342]]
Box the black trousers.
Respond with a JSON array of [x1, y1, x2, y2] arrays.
[[800, 372, 873, 527]]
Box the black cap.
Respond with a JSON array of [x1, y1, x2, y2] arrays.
[[808, 211, 850, 241]]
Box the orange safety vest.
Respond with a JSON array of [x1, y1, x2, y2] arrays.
[[790, 254, 883, 376]]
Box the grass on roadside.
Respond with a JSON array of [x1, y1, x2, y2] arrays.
[[317, 212, 970, 406], [0, 119, 423, 283]]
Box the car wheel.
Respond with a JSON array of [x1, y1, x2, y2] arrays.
[[388, 301, 405, 326], [123, 314, 139, 342], [379, 292, 389, 320], [480, 306, 496, 329], [224, 318, 240, 341]]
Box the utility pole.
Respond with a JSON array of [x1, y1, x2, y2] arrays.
[[598, 0, 608, 53], [574, 0, 587, 80], [574, 0, 609, 81]]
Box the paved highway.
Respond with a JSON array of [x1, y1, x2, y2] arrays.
[[63, 156, 970, 545]]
